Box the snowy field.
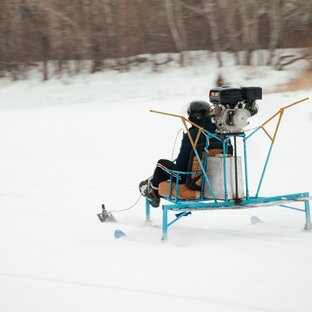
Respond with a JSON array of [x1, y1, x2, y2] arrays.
[[0, 58, 312, 312]]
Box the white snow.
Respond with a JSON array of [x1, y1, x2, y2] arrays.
[[0, 55, 312, 312]]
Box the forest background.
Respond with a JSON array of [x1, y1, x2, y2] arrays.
[[1, 0, 312, 80]]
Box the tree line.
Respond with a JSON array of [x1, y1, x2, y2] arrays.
[[0, 0, 312, 80]]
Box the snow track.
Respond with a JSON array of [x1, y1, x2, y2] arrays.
[[0, 65, 312, 311]]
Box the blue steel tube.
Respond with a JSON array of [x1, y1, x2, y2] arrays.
[[175, 173, 180, 203], [200, 140, 209, 199], [256, 143, 274, 198], [145, 199, 151, 223], [169, 175, 173, 200], [246, 127, 261, 140], [243, 135, 249, 199], [233, 135, 239, 201], [222, 140, 228, 201], [162, 206, 168, 240], [304, 200, 311, 230]]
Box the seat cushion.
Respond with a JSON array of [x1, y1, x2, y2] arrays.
[[158, 181, 200, 200], [159, 149, 227, 200]]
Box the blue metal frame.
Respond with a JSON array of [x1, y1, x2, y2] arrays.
[[146, 111, 311, 240]]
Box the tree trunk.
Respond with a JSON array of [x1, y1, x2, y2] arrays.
[[103, 0, 116, 60], [202, 0, 222, 67], [223, 0, 241, 65], [237, 0, 256, 65], [89, 0, 104, 73], [42, 36, 49, 81], [164, 0, 186, 65], [174, 0, 189, 64], [267, 0, 282, 65]]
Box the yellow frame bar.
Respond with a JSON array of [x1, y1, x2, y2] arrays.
[[150, 109, 204, 150], [259, 97, 309, 143]]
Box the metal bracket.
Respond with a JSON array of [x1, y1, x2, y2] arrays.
[[97, 204, 117, 223]]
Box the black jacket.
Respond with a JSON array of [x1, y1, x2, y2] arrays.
[[175, 118, 218, 182]]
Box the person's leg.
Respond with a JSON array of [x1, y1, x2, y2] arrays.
[[139, 159, 177, 207], [150, 159, 177, 195]]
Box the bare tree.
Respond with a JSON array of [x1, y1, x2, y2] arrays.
[[201, 0, 222, 67], [103, 0, 116, 61], [266, 0, 283, 65], [220, 0, 241, 65], [182, 0, 223, 66], [164, 0, 189, 65], [237, 0, 259, 65]]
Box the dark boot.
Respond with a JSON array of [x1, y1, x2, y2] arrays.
[[139, 178, 160, 208]]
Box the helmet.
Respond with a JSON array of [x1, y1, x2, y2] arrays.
[[187, 101, 211, 125]]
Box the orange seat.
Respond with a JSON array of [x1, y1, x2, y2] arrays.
[[158, 181, 200, 200], [158, 148, 228, 200]]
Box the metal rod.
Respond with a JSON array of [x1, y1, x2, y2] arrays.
[[150, 110, 185, 119], [150, 110, 203, 131], [200, 139, 209, 199], [162, 192, 309, 210], [234, 135, 239, 201], [176, 173, 180, 203], [146, 199, 151, 223], [194, 127, 202, 147], [222, 140, 228, 201], [261, 126, 273, 143], [279, 204, 305, 212], [261, 110, 281, 128], [261, 98, 309, 128], [169, 176, 173, 200], [246, 127, 261, 140], [167, 212, 191, 227], [182, 118, 197, 151], [243, 135, 249, 200], [304, 200, 311, 228], [162, 206, 168, 241], [256, 143, 274, 197], [282, 97, 309, 110], [202, 129, 223, 142], [272, 110, 284, 143], [246, 98, 309, 141]]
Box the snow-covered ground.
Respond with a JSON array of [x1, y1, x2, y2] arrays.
[[0, 59, 312, 312]]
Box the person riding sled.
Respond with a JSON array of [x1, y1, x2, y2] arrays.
[[139, 101, 232, 207]]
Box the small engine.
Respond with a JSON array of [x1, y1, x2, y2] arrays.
[[209, 86, 262, 133]]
